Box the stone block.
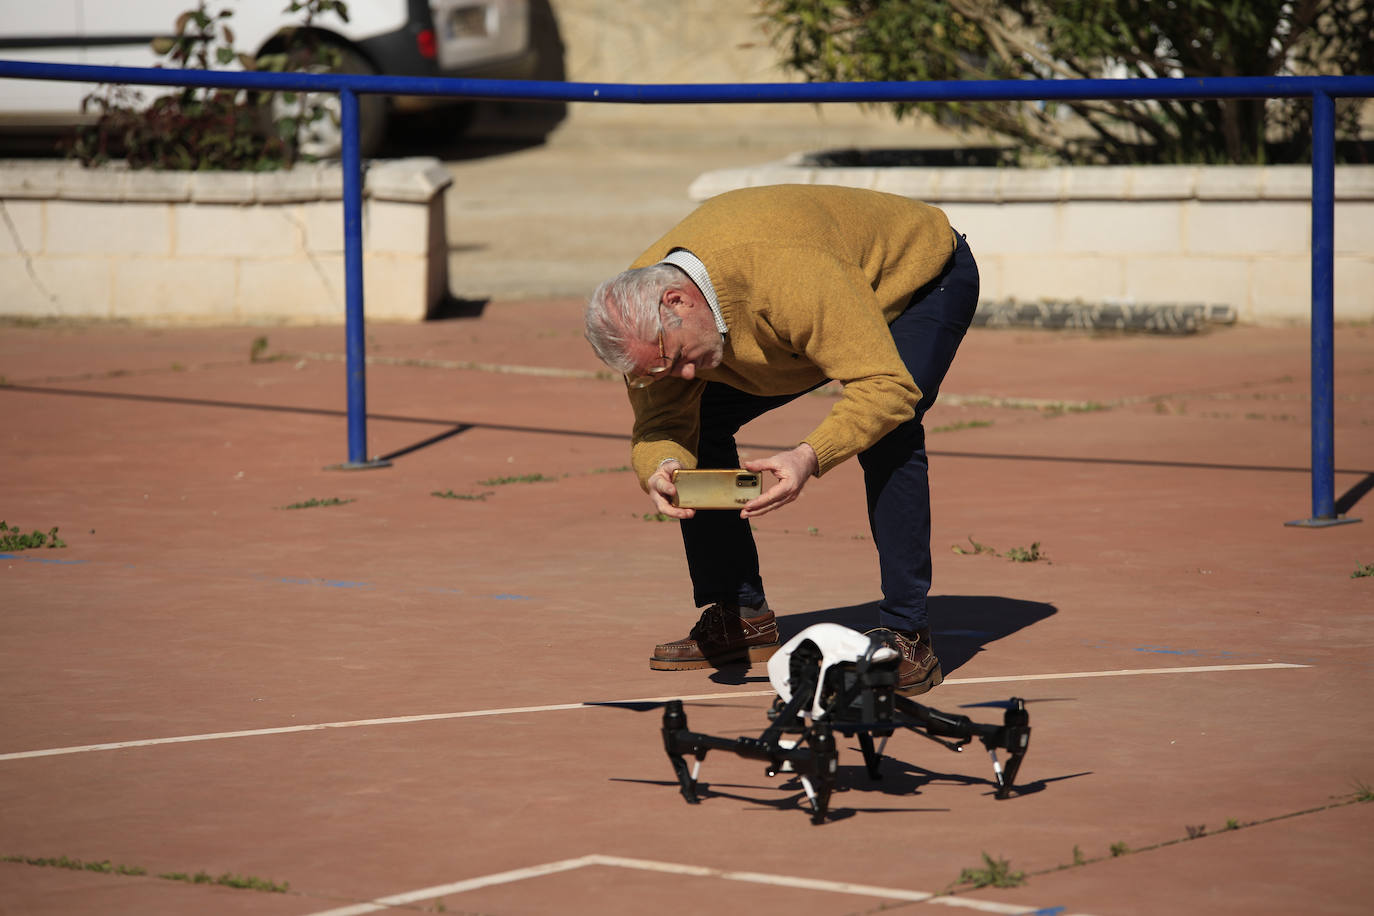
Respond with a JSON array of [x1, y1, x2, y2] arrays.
[[930, 168, 1002, 202], [871, 169, 940, 200], [1334, 258, 1374, 321], [971, 255, 1003, 301], [1123, 256, 1250, 310], [316, 165, 344, 201], [1262, 167, 1313, 201], [301, 201, 343, 254], [998, 168, 1064, 201], [362, 254, 428, 320], [175, 203, 302, 258], [0, 200, 43, 256], [998, 254, 1126, 303], [1187, 200, 1310, 255], [1334, 166, 1374, 201], [55, 166, 131, 201], [253, 167, 323, 203], [112, 257, 237, 320], [0, 255, 113, 317], [1335, 202, 1374, 256], [747, 165, 817, 188], [1248, 257, 1310, 324], [1126, 166, 1196, 200], [366, 157, 453, 203], [1062, 201, 1181, 255], [119, 170, 192, 203], [1195, 166, 1266, 200], [0, 162, 63, 199], [46, 201, 171, 256], [944, 201, 1060, 254], [1063, 167, 1132, 200], [189, 171, 258, 204], [811, 167, 879, 190], [365, 200, 430, 255], [237, 256, 344, 321]]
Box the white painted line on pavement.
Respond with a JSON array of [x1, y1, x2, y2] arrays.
[[0, 663, 1305, 762], [302, 856, 601, 916], [298, 853, 1092, 916]]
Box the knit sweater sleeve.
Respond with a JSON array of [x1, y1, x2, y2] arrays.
[[628, 377, 707, 489], [756, 250, 922, 475]]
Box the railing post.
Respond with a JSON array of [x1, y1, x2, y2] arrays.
[[330, 86, 390, 470], [1287, 89, 1355, 526]]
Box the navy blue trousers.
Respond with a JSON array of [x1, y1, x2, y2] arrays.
[[679, 233, 980, 631]]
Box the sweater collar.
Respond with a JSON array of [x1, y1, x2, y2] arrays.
[[658, 248, 728, 336]]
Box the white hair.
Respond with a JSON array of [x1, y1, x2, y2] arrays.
[[584, 264, 686, 373]]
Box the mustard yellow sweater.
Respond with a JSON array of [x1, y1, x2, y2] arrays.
[[626, 184, 954, 486]]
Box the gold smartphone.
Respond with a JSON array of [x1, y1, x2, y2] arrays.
[[671, 469, 762, 509]]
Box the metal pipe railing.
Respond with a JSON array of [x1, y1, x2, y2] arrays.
[[1, 59, 1369, 522]]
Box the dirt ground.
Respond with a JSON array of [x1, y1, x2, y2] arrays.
[[1, 308, 1371, 915]]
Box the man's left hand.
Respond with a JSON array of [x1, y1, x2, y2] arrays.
[[740, 444, 819, 518]]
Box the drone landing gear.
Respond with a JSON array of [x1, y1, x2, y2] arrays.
[[658, 636, 1031, 824], [663, 693, 839, 824]]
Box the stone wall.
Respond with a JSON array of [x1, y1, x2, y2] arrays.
[[690, 161, 1374, 325], [0, 158, 451, 323]]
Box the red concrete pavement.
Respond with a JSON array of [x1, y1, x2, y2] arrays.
[[1, 311, 1371, 915]]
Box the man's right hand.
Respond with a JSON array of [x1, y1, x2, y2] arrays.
[[647, 459, 695, 520]]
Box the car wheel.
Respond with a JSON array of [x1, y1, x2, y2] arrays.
[[263, 43, 388, 160]]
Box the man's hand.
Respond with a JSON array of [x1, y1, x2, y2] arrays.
[[741, 444, 819, 518], [647, 459, 695, 520]]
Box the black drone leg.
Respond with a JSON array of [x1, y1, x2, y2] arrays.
[[802, 722, 837, 825], [856, 731, 884, 780], [661, 700, 700, 804]]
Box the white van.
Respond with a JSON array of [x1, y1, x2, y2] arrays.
[[0, 0, 536, 155]]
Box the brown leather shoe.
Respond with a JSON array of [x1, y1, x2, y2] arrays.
[[866, 627, 944, 696], [650, 603, 780, 670]]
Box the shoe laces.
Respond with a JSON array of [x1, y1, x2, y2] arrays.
[[689, 604, 731, 643]]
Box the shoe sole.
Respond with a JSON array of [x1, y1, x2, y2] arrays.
[[896, 663, 945, 697], [649, 643, 779, 671]]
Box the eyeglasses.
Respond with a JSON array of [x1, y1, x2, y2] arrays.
[[625, 327, 673, 389]]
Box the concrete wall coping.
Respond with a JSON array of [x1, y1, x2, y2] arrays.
[[0, 156, 452, 204], [688, 158, 1374, 203]]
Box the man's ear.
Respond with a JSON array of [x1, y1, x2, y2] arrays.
[[662, 286, 694, 315]]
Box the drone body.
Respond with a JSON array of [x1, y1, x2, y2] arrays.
[[659, 624, 1032, 824]]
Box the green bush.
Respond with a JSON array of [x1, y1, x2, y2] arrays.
[[68, 0, 350, 170], [758, 0, 1372, 164]]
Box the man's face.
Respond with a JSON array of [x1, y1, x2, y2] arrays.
[[625, 287, 723, 387]]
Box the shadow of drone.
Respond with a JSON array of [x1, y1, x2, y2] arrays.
[[608, 776, 949, 820]]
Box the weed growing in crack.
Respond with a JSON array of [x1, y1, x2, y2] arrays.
[[951, 535, 997, 556], [4, 855, 287, 893], [478, 473, 555, 486], [280, 497, 354, 510], [1005, 542, 1046, 563], [954, 852, 1025, 889], [0, 522, 66, 551]]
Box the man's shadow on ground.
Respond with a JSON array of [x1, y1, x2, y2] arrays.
[[709, 595, 1057, 686]]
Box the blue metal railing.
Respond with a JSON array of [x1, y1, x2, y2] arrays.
[[2, 60, 1370, 522]]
